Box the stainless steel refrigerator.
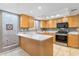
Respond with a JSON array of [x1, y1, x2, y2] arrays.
[[0, 11, 19, 52]]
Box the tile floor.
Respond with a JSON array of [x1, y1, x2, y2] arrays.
[[0, 47, 30, 56], [0, 44, 79, 56], [53, 44, 79, 56]]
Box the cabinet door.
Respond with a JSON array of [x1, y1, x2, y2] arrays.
[[68, 16, 79, 28], [46, 33, 56, 43], [46, 20, 56, 28], [40, 21, 46, 28], [40, 21, 44, 28], [48, 20, 53, 28], [20, 15, 29, 28], [52, 20, 56, 28], [29, 17, 34, 28], [45, 21, 49, 28], [56, 18, 62, 23], [62, 17, 68, 22], [68, 35, 79, 48]]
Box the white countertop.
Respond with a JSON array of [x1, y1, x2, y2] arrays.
[[68, 32, 79, 35], [37, 31, 57, 33], [17, 32, 53, 41]]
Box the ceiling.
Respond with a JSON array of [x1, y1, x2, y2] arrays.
[[0, 3, 79, 19]]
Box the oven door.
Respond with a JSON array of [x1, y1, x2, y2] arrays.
[[56, 35, 67, 43]]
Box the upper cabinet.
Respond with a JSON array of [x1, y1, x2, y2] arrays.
[[29, 17, 34, 28], [53, 20, 57, 28], [20, 15, 29, 28], [62, 17, 68, 22], [68, 16, 79, 28], [48, 20, 56, 28], [55, 15, 79, 28], [40, 20, 48, 28], [56, 18, 63, 23], [47, 20, 53, 28], [20, 14, 34, 28], [40, 20, 57, 29], [20, 14, 79, 29]]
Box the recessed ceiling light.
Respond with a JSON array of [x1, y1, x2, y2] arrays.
[[46, 16, 49, 19], [51, 16, 54, 18], [56, 14, 60, 17], [30, 11, 33, 14], [38, 6, 42, 10]]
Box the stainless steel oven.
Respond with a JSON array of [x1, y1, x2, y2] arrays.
[[56, 22, 68, 46], [56, 34, 67, 43]]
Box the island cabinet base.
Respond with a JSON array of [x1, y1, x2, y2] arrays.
[[19, 36, 53, 56]]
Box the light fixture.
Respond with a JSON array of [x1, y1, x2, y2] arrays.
[[56, 14, 60, 17], [50, 16, 54, 18], [30, 11, 33, 14], [38, 6, 42, 10], [46, 16, 50, 19]]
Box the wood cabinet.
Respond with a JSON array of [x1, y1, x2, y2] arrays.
[[62, 17, 68, 22], [48, 20, 56, 28], [56, 18, 63, 23], [40, 15, 79, 29], [52, 20, 57, 28], [19, 36, 53, 56], [68, 16, 79, 28], [55, 15, 79, 28], [40, 20, 56, 29], [68, 34, 79, 48], [40, 20, 48, 28], [20, 14, 34, 28], [40, 20, 45, 28], [29, 17, 34, 28], [46, 33, 56, 43], [47, 20, 53, 28], [20, 15, 29, 28]]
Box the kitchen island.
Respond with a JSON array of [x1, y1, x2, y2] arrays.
[[18, 32, 53, 56]]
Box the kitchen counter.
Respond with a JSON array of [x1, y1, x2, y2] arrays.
[[37, 31, 57, 34], [36, 32, 56, 43], [18, 32, 53, 56], [68, 32, 79, 35], [18, 32, 53, 41]]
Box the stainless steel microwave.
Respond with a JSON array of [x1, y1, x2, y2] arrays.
[[57, 22, 68, 28]]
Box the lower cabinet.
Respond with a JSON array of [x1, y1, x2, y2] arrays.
[[46, 33, 56, 43], [68, 34, 79, 48], [19, 36, 53, 56]]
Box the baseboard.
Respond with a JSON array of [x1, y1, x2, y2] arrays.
[[1, 44, 19, 52]]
